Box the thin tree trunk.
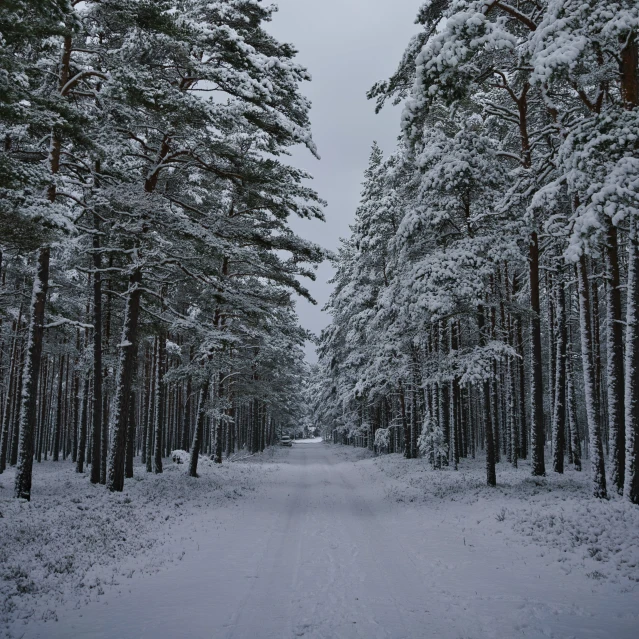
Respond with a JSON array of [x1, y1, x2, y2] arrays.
[[478, 305, 496, 486], [605, 222, 625, 493], [0, 314, 20, 473], [125, 391, 136, 479], [52, 355, 64, 461], [76, 378, 89, 473], [107, 267, 142, 491], [153, 326, 166, 474], [577, 255, 607, 498], [189, 378, 210, 478], [14, 247, 50, 501], [214, 372, 225, 464], [623, 224, 639, 503], [90, 229, 103, 484], [552, 278, 567, 474], [530, 232, 545, 476], [146, 338, 156, 473]]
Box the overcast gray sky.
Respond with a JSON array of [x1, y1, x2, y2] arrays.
[[267, 1, 421, 361]]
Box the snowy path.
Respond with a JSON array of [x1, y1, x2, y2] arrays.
[[20, 442, 639, 639]]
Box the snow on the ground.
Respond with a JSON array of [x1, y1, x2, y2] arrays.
[[361, 449, 639, 589], [0, 454, 275, 636], [1, 442, 638, 639]]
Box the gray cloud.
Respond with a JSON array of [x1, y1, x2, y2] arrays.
[[268, 1, 420, 362]]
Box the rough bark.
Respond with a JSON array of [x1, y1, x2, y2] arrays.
[[153, 326, 166, 474], [529, 231, 545, 476], [478, 305, 496, 486], [106, 267, 142, 492], [14, 247, 50, 501], [0, 315, 20, 473], [605, 223, 626, 493], [577, 256, 607, 498], [624, 225, 639, 503], [189, 377, 211, 478], [76, 378, 89, 473], [90, 230, 103, 484], [552, 279, 567, 474], [125, 391, 136, 479]]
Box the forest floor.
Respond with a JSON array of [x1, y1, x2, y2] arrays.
[[1, 441, 638, 639]]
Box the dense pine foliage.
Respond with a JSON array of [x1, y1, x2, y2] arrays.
[[311, 0, 639, 503], [0, 0, 324, 499]]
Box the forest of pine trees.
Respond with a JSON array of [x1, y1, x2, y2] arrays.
[[311, 0, 639, 504], [0, 1, 323, 500]]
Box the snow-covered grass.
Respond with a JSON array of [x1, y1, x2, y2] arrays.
[[0, 454, 273, 636], [357, 448, 639, 589], [2, 443, 638, 639]]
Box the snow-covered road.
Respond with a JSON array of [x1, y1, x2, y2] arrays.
[[21, 442, 639, 639]]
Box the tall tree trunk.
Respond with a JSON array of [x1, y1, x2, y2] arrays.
[[71, 367, 80, 463], [516, 319, 528, 459], [189, 377, 210, 478], [90, 230, 103, 485], [52, 355, 64, 461], [100, 378, 108, 484], [181, 371, 192, 451], [146, 338, 156, 473], [125, 391, 136, 479], [76, 378, 89, 473], [400, 384, 410, 458], [0, 314, 20, 473], [605, 222, 625, 493], [107, 267, 142, 491], [552, 278, 567, 474], [214, 372, 225, 464], [153, 326, 166, 474], [14, 247, 50, 501], [529, 232, 545, 476], [478, 305, 496, 486], [566, 348, 582, 471], [577, 256, 607, 498], [624, 224, 639, 503]]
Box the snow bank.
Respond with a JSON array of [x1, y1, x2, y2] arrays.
[[359, 451, 639, 588], [0, 457, 265, 636]]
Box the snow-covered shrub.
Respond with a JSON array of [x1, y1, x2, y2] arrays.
[[171, 450, 190, 465], [374, 428, 390, 454], [418, 416, 448, 468]]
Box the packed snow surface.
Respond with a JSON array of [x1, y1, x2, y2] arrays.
[[2, 441, 638, 638]]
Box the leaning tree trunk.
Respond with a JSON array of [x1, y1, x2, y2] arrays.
[[552, 278, 567, 474], [106, 267, 142, 492], [189, 377, 211, 478], [529, 232, 546, 476], [14, 247, 50, 501], [605, 222, 626, 492], [624, 223, 639, 504], [577, 256, 607, 498]]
